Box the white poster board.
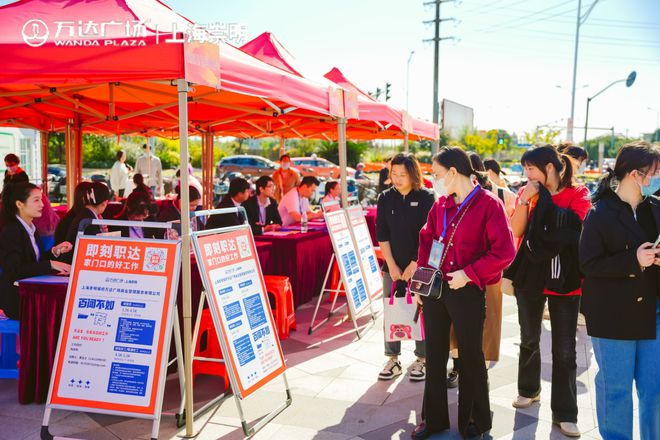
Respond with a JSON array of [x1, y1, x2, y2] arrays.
[[46, 236, 181, 419], [345, 206, 383, 299], [325, 209, 371, 317], [191, 226, 286, 399]]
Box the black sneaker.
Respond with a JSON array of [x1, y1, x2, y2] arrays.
[[447, 368, 459, 388], [378, 358, 402, 380]]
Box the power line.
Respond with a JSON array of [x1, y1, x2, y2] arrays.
[[473, 0, 575, 32]]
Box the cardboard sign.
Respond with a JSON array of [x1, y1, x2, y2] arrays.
[[48, 237, 181, 416], [192, 227, 286, 399], [346, 206, 383, 298], [325, 210, 370, 316]]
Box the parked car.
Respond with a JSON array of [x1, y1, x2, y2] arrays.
[[47, 165, 66, 202], [216, 155, 278, 179], [290, 157, 356, 178]]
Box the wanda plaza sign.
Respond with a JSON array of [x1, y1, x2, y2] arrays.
[[21, 19, 246, 47]]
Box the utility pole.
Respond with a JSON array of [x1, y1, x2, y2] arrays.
[[568, 0, 600, 142], [424, 0, 458, 154]]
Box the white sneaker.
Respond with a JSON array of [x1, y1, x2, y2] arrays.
[[555, 421, 581, 437], [512, 395, 540, 408], [408, 358, 426, 382], [378, 358, 402, 380]]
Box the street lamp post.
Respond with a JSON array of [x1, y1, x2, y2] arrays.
[[584, 71, 636, 145], [406, 50, 415, 113], [568, 0, 600, 142]]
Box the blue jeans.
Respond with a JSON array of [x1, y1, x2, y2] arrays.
[[382, 271, 425, 358], [592, 301, 660, 440]]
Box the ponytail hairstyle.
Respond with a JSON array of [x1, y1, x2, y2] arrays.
[[433, 147, 490, 188], [71, 182, 94, 214], [468, 152, 493, 191], [2, 181, 40, 222], [520, 144, 573, 190], [592, 141, 660, 203], [83, 181, 111, 207]]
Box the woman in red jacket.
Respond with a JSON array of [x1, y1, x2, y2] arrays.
[[412, 147, 515, 439]]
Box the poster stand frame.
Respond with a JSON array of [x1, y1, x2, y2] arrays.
[[308, 209, 376, 339], [189, 209, 292, 437], [40, 220, 181, 440]]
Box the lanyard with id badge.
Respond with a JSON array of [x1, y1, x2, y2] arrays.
[[410, 187, 479, 299]]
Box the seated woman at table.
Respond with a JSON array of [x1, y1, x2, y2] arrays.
[[278, 176, 323, 227], [64, 181, 111, 262], [0, 182, 72, 319], [131, 173, 154, 201], [111, 191, 159, 239], [54, 181, 93, 246], [157, 185, 203, 237], [321, 180, 341, 212], [242, 176, 282, 236]]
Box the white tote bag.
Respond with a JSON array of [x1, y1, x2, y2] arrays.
[[384, 283, 425, 342]]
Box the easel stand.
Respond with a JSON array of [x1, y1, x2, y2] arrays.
[[308, 254, 376, 339]]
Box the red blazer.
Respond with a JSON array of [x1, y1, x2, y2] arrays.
[[418, 188, 516, 290]]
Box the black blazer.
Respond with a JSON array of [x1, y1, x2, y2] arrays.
[[0, 221, 54, 319], [579, 191, 660, 340], [242, 196, 282, 236], [206, 195, 246, 230]]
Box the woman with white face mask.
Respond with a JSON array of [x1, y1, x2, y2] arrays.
[[413, 147, 515, 439], [579, 141, 660, 440]]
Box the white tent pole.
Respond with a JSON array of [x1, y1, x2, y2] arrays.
[[403, 130, 409, 153], [177, 78, 195, 437], [338, 117, 348, 207], [279, 137, 285, 157]]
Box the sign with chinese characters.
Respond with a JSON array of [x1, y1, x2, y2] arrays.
[[48, 237, 180, 416], [325, 210, 371, 316], [345, 206, 383, 299], [192, 226, 285, 399]]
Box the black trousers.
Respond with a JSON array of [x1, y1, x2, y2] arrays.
[[515, 289, 579, 423], [422, 282, 491, 435]]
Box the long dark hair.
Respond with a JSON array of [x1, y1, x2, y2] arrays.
[[2, 182, 40, 221], [390, 153, 423, 190], [520, 145, 573, 190], [592, 141, 660, 203], [433, 147, 489, 188]]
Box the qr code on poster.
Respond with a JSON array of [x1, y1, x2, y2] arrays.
[[143, 247, 167, 272], [236, 235, 251, 258]]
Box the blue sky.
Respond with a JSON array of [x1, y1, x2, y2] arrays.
[[5, 0, 659, 140]]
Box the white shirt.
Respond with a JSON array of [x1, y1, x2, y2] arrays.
[[278, 188, 310, 226], [134, 154, 163, 191], [109, 160, 130, 191], [16, 215, 40, 260]]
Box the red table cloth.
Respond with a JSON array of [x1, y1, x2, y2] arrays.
[[255, 230, 333, 308], [16, 242, 272, 404]]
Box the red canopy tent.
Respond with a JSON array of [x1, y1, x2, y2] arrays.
[[240, 32, 439, 145], [0, 0, 349, 435]]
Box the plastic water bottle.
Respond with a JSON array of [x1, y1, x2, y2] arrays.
[[301, 211, 308, 233]]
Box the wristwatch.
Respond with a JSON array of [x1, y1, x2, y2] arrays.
[[518, 197, 530, 206]]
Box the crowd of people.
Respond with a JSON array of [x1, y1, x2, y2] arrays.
[[0, 140, 658, 440], [375, 142, 659, 440]]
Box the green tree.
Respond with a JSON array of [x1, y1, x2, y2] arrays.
[[522, 127, 562, 145], [48, 132, 65, 164], [581, 134, 638, 159], [317, 141, 369, 167], [460, 129, 509, 156], [81, 134, 116, 168]]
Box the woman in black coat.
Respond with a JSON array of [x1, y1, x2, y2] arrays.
[[579, 141, 660, 440], [54, 181, 94, 245], [0, 182, 72, 319]]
